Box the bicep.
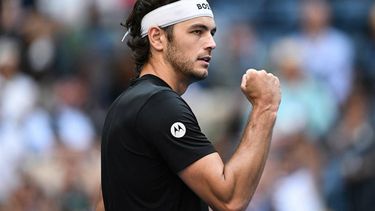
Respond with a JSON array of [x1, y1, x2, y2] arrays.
[[178, 152, 235, 210]]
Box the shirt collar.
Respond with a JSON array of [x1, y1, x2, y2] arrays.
[[135, 74, 172, 89]]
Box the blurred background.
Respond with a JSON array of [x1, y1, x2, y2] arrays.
[[1, 0, 375, 210]]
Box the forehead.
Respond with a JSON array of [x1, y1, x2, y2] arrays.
[[173, 16, 216, 30]]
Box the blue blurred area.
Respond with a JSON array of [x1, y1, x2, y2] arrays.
[[1, 0, 375, 210]]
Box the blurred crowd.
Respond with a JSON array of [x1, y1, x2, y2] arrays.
[[0, 0, 375, 210]]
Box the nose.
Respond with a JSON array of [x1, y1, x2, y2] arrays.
[[205, 34, 216, 50]]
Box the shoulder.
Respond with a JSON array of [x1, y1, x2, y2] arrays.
[[138, 89, 194, 123], [145, 90, 188, 109], [113, 77, 175, 113]]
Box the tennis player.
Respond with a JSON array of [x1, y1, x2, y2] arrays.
[[101, 0, 281, 210]]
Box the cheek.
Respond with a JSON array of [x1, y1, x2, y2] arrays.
[[175, 46, 195, 62], [184, 46, 200, 61], [169, 37, 200, 62]]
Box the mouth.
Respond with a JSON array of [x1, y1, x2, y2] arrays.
[[197, 56, 211, 64], [198, 56, 211, 63]]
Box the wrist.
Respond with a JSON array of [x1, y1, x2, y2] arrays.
[[250, 104, 278, 121], [252, 102, 279, 114]]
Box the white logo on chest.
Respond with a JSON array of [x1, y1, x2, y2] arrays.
[[170, 122, 186, 138]]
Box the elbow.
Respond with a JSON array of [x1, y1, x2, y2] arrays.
[[212, 199, 249, 211], [223, 201, 248, 211], [208, 177, 253, 211]]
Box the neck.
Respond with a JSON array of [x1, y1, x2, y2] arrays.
[[304, 23, 328, 39], [140, 56, 190, 95]]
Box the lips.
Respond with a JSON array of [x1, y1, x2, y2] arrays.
[[197, 56, 211, 63]]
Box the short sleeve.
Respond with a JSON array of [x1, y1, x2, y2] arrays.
[[136, 90, 215, 173]]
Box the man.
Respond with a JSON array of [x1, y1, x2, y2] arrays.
[[101, 0, 281, 210], [295, 0, 353, 105]]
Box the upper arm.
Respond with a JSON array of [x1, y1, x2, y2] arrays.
[[138, 91, 246, 210]]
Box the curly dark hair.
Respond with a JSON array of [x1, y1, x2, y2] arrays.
[[125, 0, 178, 72]]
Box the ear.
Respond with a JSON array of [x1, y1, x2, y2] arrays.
[[148, 26, 166, 51]]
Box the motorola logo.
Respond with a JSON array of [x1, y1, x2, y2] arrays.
[[170, 122, 186, 138]]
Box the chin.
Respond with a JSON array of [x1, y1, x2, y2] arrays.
[[190, 69, 208, 82]]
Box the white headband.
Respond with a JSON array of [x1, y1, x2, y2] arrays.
[[122, 0, 214, 41]]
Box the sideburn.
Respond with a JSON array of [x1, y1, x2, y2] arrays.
[[162, 25, 174, 42]]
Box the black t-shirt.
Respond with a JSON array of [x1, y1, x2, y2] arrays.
[[101, 74, 216, 210]]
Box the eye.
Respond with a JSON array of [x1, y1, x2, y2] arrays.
[[192, 30, 202, 35]]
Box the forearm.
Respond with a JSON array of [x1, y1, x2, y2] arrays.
[[216, 107, 277, 209], [180, 108, 277, 210]]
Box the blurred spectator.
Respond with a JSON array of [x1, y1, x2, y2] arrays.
[[52, 76, 96, 152], [58, 150, 91, 210], [0, 37, 38, 122], [20, 144, 100, 211], [293, 0, 354, 106], [271, 133, 325, 211], [20, 9, 57, 78], [270, 37, 337, 141], [323, 83, 375, 211], [0, 0, 22, 35]]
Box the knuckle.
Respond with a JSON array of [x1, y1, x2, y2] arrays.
[[246, 68, 256, 74]]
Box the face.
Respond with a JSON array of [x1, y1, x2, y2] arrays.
[[0, 56, 18, 79], [164, 16, 216, 82], [302, 1, 330, 30]]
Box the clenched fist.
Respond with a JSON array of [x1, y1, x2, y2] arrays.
[[241, 69, 281, 112]]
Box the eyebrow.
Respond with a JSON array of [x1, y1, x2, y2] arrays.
[[189, 24, 217, 35]]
